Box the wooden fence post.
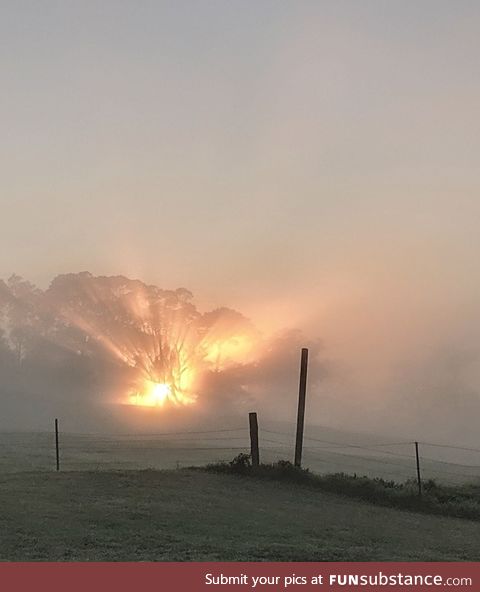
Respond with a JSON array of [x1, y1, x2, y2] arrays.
[[55, 418, 60, 471], [249, 412, 260, 467], [294, 348, 309, 467], [415, 441, 422, 496]]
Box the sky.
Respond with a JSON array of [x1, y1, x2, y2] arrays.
[[2, 1, 480, 440]]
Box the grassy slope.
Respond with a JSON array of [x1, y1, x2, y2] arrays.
[[0, 469, 479, 561]]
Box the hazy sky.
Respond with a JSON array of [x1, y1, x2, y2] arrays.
[[2, 2, 480, 438]]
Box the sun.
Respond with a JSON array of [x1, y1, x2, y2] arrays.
[[148, 382, 171, 405], [129, 380, 172, 407]]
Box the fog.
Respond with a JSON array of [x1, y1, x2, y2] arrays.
[[0, 272, 325, 433], [1, 3, 480, 446], [0, 270, 479, 446]]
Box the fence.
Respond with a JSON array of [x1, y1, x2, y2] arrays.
[[1, 418, 479, 489], [261, 428, 480, 488]]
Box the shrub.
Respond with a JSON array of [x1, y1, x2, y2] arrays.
[[229, 453, 252, 472]]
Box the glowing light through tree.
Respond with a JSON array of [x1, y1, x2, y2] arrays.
[[0, 272, 322, 424], [42, 273, 260, 409]]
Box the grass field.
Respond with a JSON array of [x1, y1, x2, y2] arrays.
[[0, 468, 479, 561]]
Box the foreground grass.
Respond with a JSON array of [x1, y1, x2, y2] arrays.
[[0, 469, 479, 561]]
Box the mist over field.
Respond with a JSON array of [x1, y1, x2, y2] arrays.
[[0, 270, 479, 446]]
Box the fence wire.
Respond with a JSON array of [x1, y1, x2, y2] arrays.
[[0, 427, 479, 486]]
